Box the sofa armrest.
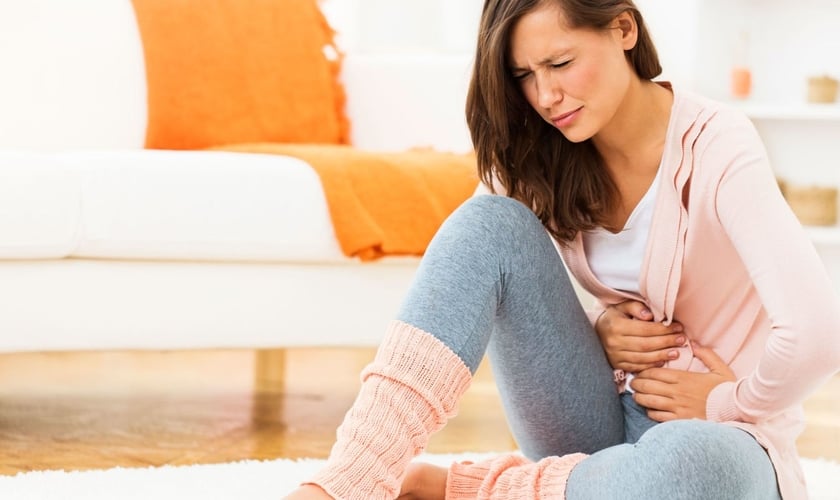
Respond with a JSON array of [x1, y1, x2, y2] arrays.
[[341, 53, 475, 153]]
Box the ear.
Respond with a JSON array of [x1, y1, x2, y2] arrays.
[[612, 11, 638, 51]]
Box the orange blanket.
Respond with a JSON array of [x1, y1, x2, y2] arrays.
[[218, 144, 479, 261]]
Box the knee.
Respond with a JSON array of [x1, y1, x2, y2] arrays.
[[569, 421, 778, 499], [634, 420, 776, 494], [423, 194, 563, 280], [444, 195, 544, 241], [639, 419, 730, 455]]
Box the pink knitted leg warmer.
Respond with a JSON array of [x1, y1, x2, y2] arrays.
[[446, 452, 589, 499], [306, 320, 472, 500]]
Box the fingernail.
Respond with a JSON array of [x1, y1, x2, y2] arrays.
[[676, 336, 686, 345], [673, 324, 683, 332], [641, 308, 652, 317], [668, 350, 679, 359]]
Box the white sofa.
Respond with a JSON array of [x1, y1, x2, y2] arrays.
[[0, 1, 476, 352]]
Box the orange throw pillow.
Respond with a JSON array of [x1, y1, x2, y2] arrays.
[[130, 0, 350, 150]]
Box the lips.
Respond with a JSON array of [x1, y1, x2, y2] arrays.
[[551, 107, 582, 128]]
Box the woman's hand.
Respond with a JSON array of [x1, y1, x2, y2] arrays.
[[594, 300, 686, 372], [283, 485, 334, 499], [397, 462, 448, 500], [630, 342, 737, 422]]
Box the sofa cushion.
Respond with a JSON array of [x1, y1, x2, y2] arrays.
[[0, 150, 350, 262], [130, 0, 349, 149], [0, 154, 83, 258], [70, 150, 346, 262]]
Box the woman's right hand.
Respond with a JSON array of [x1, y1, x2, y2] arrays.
[[594, 300, 686, 372]]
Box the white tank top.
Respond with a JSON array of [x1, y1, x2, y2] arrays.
[[582, 168, 661, 294]]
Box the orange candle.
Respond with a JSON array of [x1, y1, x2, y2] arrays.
[[731, 67, 752, 99]]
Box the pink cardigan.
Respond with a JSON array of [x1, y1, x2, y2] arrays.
[[559, 88, 840, 500]]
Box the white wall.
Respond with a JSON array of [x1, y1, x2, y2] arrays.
[[320, 0, 482, 153], [634, 0, 702, 91], [321, 0, 483, 54]]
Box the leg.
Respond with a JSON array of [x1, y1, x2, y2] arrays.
[[621, 392, 658, 444], [306, 195, 622, 499], [398, 195, 623, 457], [566, 419, 781, 499]]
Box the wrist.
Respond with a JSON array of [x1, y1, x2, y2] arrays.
[[591, 307, 609, 332]]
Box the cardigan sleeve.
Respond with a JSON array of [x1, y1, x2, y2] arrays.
[[704, 113, 840, 422]]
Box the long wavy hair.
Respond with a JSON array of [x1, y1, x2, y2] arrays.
[[466, 0, 662, 242]]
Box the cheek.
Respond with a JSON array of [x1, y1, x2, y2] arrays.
[[563, 62, 601, 99]]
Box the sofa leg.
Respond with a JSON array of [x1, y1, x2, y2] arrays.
[[254, 349, 287, 393]]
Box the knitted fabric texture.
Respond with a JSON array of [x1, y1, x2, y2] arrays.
[[446, 453, 588, 499], [307, 320, 472, 499]]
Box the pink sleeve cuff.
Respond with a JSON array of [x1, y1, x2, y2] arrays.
[[706, 380, 740, 422]]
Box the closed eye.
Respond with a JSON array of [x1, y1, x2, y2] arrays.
[[551, 60, 571, 69], [512, 71, 532, 81]]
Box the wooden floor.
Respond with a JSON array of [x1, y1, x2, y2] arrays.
[[0, 347, 837, 475]]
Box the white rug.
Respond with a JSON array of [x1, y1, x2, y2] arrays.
[[1, 453, 838, 499]]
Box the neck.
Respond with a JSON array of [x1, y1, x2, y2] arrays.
[[592, 78, 673, 176]]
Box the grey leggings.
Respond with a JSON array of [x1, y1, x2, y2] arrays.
[[397, 195, 781, 499]]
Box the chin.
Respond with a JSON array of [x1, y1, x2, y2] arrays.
[[558, 127, 594, 143]]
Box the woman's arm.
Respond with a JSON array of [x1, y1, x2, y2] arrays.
[[703, 115, 840, 422]]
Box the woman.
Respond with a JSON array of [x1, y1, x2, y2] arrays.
[[286, 0, 840, 498]]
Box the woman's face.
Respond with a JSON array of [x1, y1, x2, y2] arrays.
[[508, 3, 635, 143]]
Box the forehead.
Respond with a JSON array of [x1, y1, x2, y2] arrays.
[[508, 4, 598, 65]]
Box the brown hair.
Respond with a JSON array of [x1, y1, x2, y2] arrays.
[[466, 0, 662, 242]]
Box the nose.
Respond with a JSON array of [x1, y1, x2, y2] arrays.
[[535, 70, 562, 110]]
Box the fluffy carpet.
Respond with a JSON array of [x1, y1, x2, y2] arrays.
[[1, 453, 838, 499]]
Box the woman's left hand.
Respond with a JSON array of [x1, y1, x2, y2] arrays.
[[630, 342, 737, 422]]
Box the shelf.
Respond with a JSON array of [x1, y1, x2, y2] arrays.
[[731, 102, 840, 121]]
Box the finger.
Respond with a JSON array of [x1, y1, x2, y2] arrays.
[[634, 367, 682, 384], [605, 320, 684, 344], [612, 300, 653, 321], [630, 320, 684, 338], [631, 392, 674, 412], [614, 348, 679, 367], [629, 377, 674, 396], [645, 409, 678, 422], [603, 331, 683, 354], [625, 333, 686, 353], [690, 342, 733, 375], [614, 361, 665, 373]]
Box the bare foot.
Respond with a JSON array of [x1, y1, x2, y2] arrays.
[[283, 484, 334, 499], [397, 462, 448, 500]]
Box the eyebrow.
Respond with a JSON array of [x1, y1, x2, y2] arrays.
[[509, 52, 572, 73]]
